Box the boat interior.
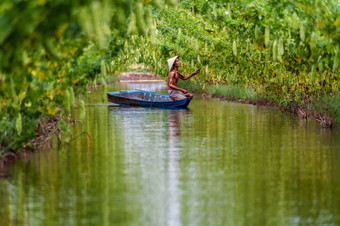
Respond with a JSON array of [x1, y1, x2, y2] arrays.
[[117, 91, 171, 102]]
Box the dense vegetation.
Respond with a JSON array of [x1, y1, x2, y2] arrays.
[[0, 0, 172, 157], [0, 0, 339, 158], [132, 0, 339, 125]]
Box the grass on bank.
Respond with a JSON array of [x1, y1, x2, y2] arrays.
[[181, 80, 262, 101], [311, 95, 340, 126], [179, 80, 340, 128]]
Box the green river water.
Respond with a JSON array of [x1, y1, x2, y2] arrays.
[[0, 81, 340, 226]]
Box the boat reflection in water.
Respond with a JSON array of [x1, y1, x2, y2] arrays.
[[107, 104, 192, 225], [168, 109, 191, 226]]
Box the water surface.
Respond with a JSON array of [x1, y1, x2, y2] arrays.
[[1, 82, 339, 226]]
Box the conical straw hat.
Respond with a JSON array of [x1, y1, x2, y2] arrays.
[[167, 55, 179, 72]]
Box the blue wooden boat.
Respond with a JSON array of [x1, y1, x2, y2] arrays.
[[107, 89, 192, 108]]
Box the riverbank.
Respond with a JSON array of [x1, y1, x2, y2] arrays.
[[180, 80, 340, 128], [1, 74, 338, 169], [0, 114, 62, 170]]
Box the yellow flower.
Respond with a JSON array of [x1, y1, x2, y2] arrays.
[[47, 105, 57, 115], [37, 71, 46, 81], [31, 70, 37, 76]]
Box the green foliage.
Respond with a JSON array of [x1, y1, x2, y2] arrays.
[[122, 0, 339, 125], [178, 80, 261, 101], [0, 0, 177, 153], [0, 113, 37, 155], [313, 94, 340, 124], [15, 114, 22, 135]]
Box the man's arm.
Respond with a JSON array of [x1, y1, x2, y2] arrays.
[[179, 69, 201, 80]]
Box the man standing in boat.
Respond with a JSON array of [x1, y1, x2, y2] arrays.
[[167, 55, 200, 101]]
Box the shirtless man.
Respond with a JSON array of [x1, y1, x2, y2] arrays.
[[167, 55, 200, 100]]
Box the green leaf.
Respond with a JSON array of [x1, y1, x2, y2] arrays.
[[0, 13, 13, 45], [300, 23, 305, 42], [64, 89, 71, 115], [16, 113, 22, 135], [165, 0, 177, 7], [233, 40, 237, 56], [265, 27, 270, 47], [127, 13, 137, 35]]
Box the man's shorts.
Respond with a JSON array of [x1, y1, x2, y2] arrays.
[[168, 89, 187, 100]]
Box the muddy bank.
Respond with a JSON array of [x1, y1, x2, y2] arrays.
[[118, 72, 164, 82]]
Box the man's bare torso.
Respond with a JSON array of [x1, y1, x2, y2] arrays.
[[168, 71, 180, 89]]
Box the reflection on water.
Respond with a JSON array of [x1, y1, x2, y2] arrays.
[[105, 107, 191, 226], [0, 82, 339, 226], [168, 109, 190, 226]]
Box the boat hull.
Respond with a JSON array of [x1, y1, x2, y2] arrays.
[[107, 90, 192, 108]]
